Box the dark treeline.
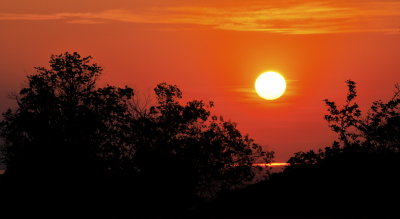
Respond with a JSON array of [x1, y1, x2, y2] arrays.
[[0, 52, 272, 217], [1, 52, 399, 218]]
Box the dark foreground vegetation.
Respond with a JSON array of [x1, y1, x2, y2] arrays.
[[199, 81, 400, 218], [1, 52, 399, 218]]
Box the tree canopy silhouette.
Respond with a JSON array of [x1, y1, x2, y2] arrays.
[[131, 82, 273, 200], [288, 80, 400, 167], [196, 80, 400, 218], [0, 52, 273, 211], [281, 80, 400, 217], [0, 52, 134, 179]]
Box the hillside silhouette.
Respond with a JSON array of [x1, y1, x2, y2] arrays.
[[0, 52, 399, 218]]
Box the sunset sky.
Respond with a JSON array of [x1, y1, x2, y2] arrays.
[[1, 0, 400, 161]]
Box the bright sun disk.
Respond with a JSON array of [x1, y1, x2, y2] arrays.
[[255, 71, 286, 100]]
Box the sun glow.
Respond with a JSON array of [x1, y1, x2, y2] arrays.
[[253, 163, 290, 167], [255, 72, 287, 100]]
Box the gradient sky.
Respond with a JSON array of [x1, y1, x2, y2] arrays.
[[1, 0, 400, 161]]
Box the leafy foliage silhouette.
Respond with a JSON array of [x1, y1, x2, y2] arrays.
[[0, 52, 134, 179], [287, 80, 400, 167], [195, 80, 400, 219], [281, 80, 400, 217], [132, 82, 273, 201], [0, 52, 273, 215]]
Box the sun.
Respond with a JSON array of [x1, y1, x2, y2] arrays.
[[255, 71, 286, 100]]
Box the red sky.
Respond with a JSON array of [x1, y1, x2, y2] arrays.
[[1, 0, 400, 161]]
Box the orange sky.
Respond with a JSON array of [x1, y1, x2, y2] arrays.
[[1, 0, 400, 161]]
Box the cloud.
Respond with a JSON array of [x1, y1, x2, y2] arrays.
[[0, 10, 152, 24], [1, 1, 400, 34], [0, 13, 62, 21], [66, 19, 106, 24]]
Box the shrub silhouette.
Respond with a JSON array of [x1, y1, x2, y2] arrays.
[[288, 80, 400, 167], [282, 80, 400, 217], [195, 81, 400, 219], [0, 52, 273, 214]]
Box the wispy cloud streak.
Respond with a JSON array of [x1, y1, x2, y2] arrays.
[[1, 1, 400, 34]]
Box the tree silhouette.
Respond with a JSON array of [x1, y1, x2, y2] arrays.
[[130, 82, 273, 203], [288, 80, 400, 167], [0, 52, 134, 179], [359, 83, 400, 152], [0, 52, 273, 214], [282, 80, 400, 217], [324, 80, 362, 147], [162, 80, 400, 218]]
